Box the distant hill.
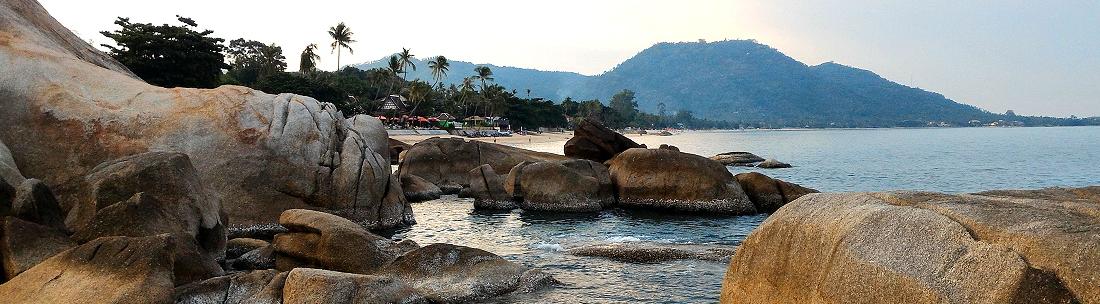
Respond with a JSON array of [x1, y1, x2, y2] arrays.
[[353, 40, 1052, 127]]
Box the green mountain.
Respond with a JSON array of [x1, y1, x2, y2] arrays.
[[354, 40, 1050, 127]]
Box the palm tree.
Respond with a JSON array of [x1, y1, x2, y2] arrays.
[[460, 77, 476, 115], [299, 44, 320, 73], [428, 55, 450, 87], [473, 66, 494, 91], [398, 48, 416, 82], [327, 22, 355, 70], [406, 80, 431, 114], [385, 55, 403, 94]]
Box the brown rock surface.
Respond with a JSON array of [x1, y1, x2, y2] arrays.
[[564, 119, 644, 162], [507, 159, 615, 212], [402, 174, 442, 202], [0, 234, 176, 303], [282, 268, 427, 304], [720, 187, 1100, 304], [734, 172, 817, 213], [467, 164, 512, 209], [0, 216, 75, 280], [273, 209, 391, 274], [173, 269, 287, 304], [710, 152, 764, 166], [398, 137, 566, 193], [0, 0, 409, 229], [9, 178, 66, 230], [607, 148, 756, 214], [380, 243, 557, 302]]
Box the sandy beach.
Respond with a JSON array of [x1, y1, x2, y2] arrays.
[[389, 130, 665, 146]]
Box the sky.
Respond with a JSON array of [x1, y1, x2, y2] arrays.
[[39, 0, 1100, 117]]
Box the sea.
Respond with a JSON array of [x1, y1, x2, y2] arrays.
[[382, 126, 1100, 303]]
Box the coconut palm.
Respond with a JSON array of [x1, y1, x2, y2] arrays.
[[428, 55, 450, 86], [387, 55, 403, 76], [327, 22, 355, 70], [460, 77, 476, 115], [398, 48, 416, 81], [406, 80, 431, 114], [299, 44, 320, 73], [473, 66, 494, 91]]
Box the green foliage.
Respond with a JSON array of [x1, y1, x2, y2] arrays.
[[299, 44, 320, 73], [100, 16, 227, 88], [328, 22, 355, 68], [223, 39, 286, 86]]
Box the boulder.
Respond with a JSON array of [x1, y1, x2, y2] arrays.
[[607, 148, 756, 214], [734, 172, 817, 213], [568, 243, 738, 263], [0, 234, 176, 303], [710, 152, 764, 166], [69, 152, 225, 284], [9, 178, 66, 230], [658, 144, 680, 151], [173, 269, 287, 304], [0, 1, 409, 229], [564, 119, 645, 162], [402, 174, 442, 202], [390, 138, 412, 165], [0, 217, 75, 280], [380, 243, 557, 302], [230, 245, 276, 271], [467, 164, 513, 209], [273, 209, 391, 274], [506, 160, 615, 212], [398, 137, 566, 193], [282, 268, 427, 304], [720, 187, 1100, 304], [756, 158, 792, 168], [0, 139, 24, 187], [227, 238, 270, 258]]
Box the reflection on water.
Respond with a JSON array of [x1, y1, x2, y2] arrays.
[[385, 127, 1099, 302]]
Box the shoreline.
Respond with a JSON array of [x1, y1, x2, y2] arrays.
[[389, 131, 668, 146]]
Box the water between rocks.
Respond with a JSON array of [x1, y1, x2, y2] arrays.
[[382, 126, 1100, 303]]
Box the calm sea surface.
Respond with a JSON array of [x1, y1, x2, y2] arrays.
[[384, 127, 1100, 303]]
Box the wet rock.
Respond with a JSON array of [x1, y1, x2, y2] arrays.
[[0, 1, 408, 229], [70, 152, 226, 284], [564, 119, 645, 162], [398, 137, 566, 192], [231, 245, 276, 271], [283, 268, 428, 304], [734, 172, 817, 213], [173, 269, 287, 304], [390, 138, 412, 165], [381, 243, 557, 302], [756, 158, 792, 168], [227, 238, 270, 258], [720, 188, 1100, 304], [506, 160, 615, 212], [10, 178, 66, 230], [468, 164, 512, 209], [608, 148, 756, 214], [402, 174, 442, 202], [0, 217, 75, 280], [658, 144, 679, 151], [0, 234, 176, 303], [568, 243, 739, 263], [273, 209, 391, 274], [710, 152, 764, 166]]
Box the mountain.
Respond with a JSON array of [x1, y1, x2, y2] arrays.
[[354, 40, 1005, 127]]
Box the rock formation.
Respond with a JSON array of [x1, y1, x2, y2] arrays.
[[607, 148, 756, 214], [734, 172, 817, 213], [282, 268, 427, 304], [273, 209, 391, 274], [504, 159, 615, 212], [756, 158, 792, 168], [710, 152, 765, 166], [381, 243, 558, 302], [720, 187, 1100, 303], [564, 119, 645, 162], [467, 164, 513, 209], [402, 174, 442, 202], [0, 217, 74, 280], [398, 137, 566, 193], [0, 0, 410, 229], [390, 138, 413, 165], [568, 243, 738, 263]]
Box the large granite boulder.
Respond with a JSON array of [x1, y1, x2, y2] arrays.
[[734, 172, 817, 213], [504, 159, 615, 212], [0, 140, 24, 187], [68, 152, 225, 284], [390, 138, 413, 165], [380, 243, 557, 302], [273, 209, 391, 274], [0, 216, 75, 280], [0, 0, 410, 229], [398, 137, 566, 193], [564, 119, 644, 162], [710, 152, 764, 166], [402, 174, 442, 202], [607, 148, 756, 214], [173, 269, 288, 304], [9, 178, 66, 230], [0, 234, 177, 303], [720, 187, 1100, 304], [467, 164, 513, 209], [283, 268, 427, 304]]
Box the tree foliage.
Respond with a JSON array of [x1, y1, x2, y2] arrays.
[[100, 16, 226, 88], [223, 39, 286, 86]]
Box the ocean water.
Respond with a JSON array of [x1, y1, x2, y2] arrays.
[[384, 127, 1100, 303]]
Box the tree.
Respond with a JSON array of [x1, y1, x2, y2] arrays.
[[428, 55, 450, 86], [299, 44, 320, 73], [327, 22, 355, 70], [100, 16, 226, 88], [387, 55, 404, 76], [224, 38, 286, 86], [473, 66, 494, 90], [398, 48, 416, 82], [406, 80, 432, 114], [609, 89, 639, 128]]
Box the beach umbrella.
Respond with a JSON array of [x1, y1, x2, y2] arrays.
[[418, 117, 429, 123], [428, 117, 438, 122], [377, 116, 387, 120]]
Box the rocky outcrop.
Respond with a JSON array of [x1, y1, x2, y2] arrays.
[[505, 159, 615, 212], [226, 238, 270, 258], [0, 217, 74, 280], [734, 172, 817, 213], [0, 140, 24, 187], [467, 164, 512, 209], [0, 234, 177, 303], [390, 138, 412, 165], [283, 268, 427, 304], [9, 178, 66, 230], [69, 152, 225, 284], [273, 209, 391, 274], [756, 158, 792, 168], [720, 187, 1100, 304], [173, 269, 288, 304], [710, 152, 764, 166], [402, 174, 442, 202], [564, 119, 645, 162], [381, 243, 557, 302], [607, 148, 756, 214], [568, 243, 738, 263], [398, 137, 566, 193], [0, 0, 410, 229]]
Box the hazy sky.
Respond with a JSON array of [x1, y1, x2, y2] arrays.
[[39, 0, 1100, 117]]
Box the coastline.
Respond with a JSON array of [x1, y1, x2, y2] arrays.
[[389, 130, 669, 146]]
